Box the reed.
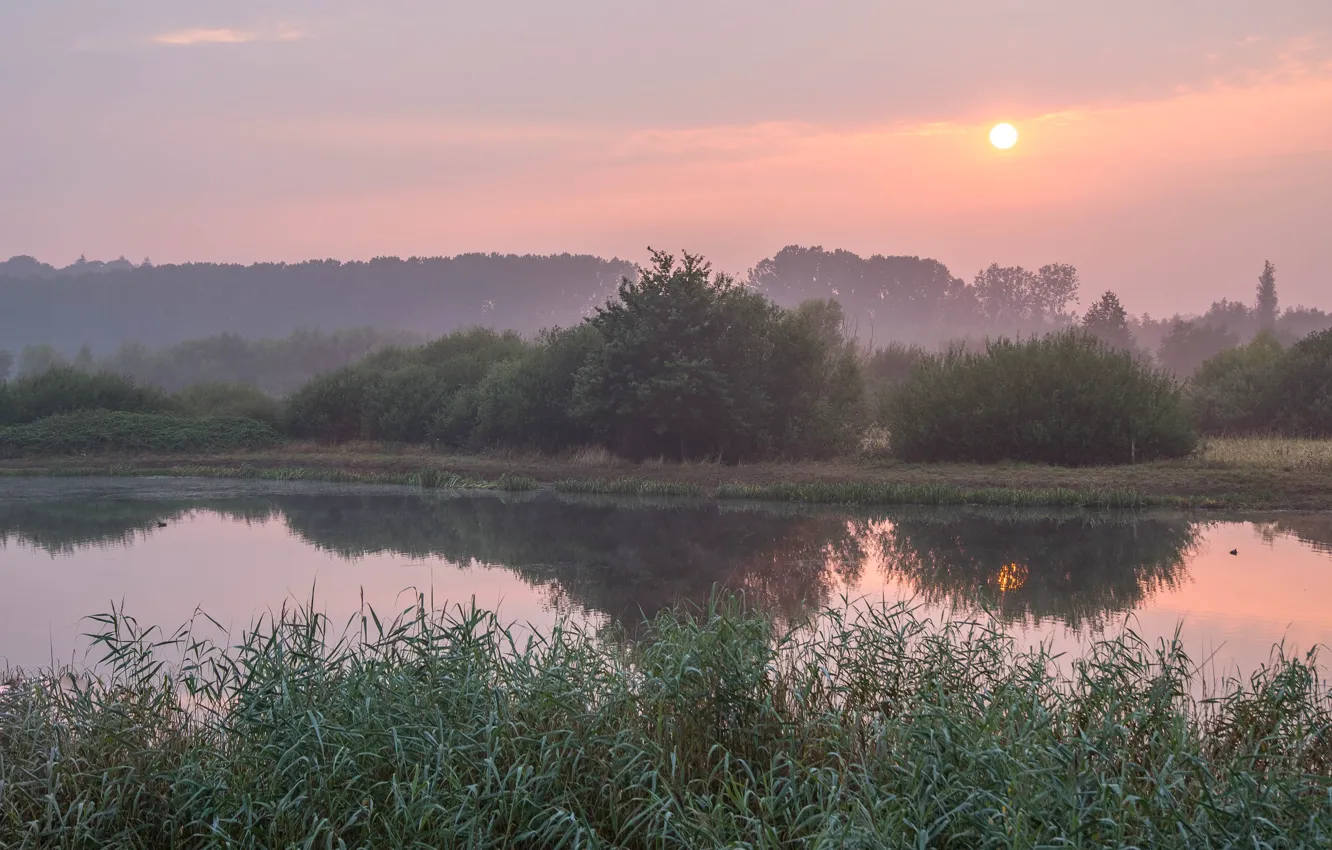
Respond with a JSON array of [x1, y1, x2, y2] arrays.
[[554, 477, 706, 497], [2, 597, 1330, 847]]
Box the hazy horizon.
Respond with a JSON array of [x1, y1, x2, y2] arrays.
[[4, 1, 1330, 316]]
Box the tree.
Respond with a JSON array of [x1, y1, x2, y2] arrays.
[[971, 263, 1080, 330], [0, 348, 12, 382], [1255, 260, 1278, 330], [574, 250, 779, 461], [1082, 291, 1134, 350]]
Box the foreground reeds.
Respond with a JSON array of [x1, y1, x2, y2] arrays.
[[2, 597, 1330, 847]]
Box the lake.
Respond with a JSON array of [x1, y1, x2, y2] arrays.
[[3, 476, 1331, 676]]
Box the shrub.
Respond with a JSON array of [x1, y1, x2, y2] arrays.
[[362, 365, 458, 443], [1188, 331, 1284, 433], [470, 326, 602, 452], [887, 331, 1196, 465], [172, 381, 282, 425], [1265, 328, 1332, 435], [0, 366, 171, 425], [282, 366, 380, 441], [0, 411, 281, 456]]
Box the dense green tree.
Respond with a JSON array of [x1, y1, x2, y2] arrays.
[[0, 349, 13, 382], [574, 250, 780, 461], [1265, 328, 1332, 435], [1188, 331, 1284, 433], [1081, 290, 1134, 350], [0, 367, 171, 426]]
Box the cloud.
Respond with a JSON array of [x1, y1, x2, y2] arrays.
[[153, 27, 306, 46]]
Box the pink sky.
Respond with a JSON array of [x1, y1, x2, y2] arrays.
[[3, 1, 1329, 315]]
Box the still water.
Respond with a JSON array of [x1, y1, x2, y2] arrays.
[[3, 477, 1332, 676]]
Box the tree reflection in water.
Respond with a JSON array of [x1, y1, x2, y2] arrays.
[[2, 491, 1213, 630]]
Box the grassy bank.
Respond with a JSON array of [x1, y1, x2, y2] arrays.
[[3, 598, 1330, 847], [3, 435, 1332, 508]]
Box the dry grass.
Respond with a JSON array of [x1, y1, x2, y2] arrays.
[[1186, 437, 1332, 471], [566, 445, 622, 467]]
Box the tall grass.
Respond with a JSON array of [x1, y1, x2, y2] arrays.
[[1188, 436, 1332, 471], [554, 477, 707, 497], [2, 597, 1331, 846]]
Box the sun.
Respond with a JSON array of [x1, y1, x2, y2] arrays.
[[989, 123, 1018, 149]]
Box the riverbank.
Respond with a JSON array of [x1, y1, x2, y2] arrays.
[[2, 436, 1331, 509]]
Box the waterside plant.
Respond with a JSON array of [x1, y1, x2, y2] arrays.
[[1, 597, 1330, 846]]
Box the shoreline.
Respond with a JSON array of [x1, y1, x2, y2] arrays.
[[2, 444, 1329, 509]]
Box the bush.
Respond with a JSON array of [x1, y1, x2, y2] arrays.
[[0, 411, 281, 457], [362, 365, 458, 443], [282, 366, 380, 441], [284, 328, 535, 444], [1265, 328, 1332, 435], [471, 326, 603, 451], [1188, 332, 1284, 433], [887, 331, 1196, 465], [0, 366, 171, 425], [172, 381, 282, 425]]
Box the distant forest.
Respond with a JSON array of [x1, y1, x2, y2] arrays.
[[0, 253, 633, 353], [3, 248, 1329, 374]]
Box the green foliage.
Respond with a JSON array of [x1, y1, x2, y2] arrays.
[[0, 348, 14, 382], [766, 300, 867, 457], [574, 252, 863, 461], [0, 411, 280, 457], [3, 598, 1331, 847], [1265, 328, 1332, 435], [99, 328, 421, 394], [281, 365, 380, 441], [470, 326, 601, 451], [171, 381, 282, 424], [574, 251, 778, 460], [283, 328, 535, 444], [0, 366, 171, 426], [1189, 328, 1332, 436], [1188, 331, 1284, 433], [887, 331, 1196, 465]]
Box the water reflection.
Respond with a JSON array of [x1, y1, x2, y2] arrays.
[[5, 481, 1309, 637]]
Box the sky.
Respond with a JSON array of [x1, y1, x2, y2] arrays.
[[3, 0, 1330, 316]]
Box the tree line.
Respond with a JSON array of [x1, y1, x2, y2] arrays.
[[4, 249, 1331, 465], [8, 247, 1326, 365]]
